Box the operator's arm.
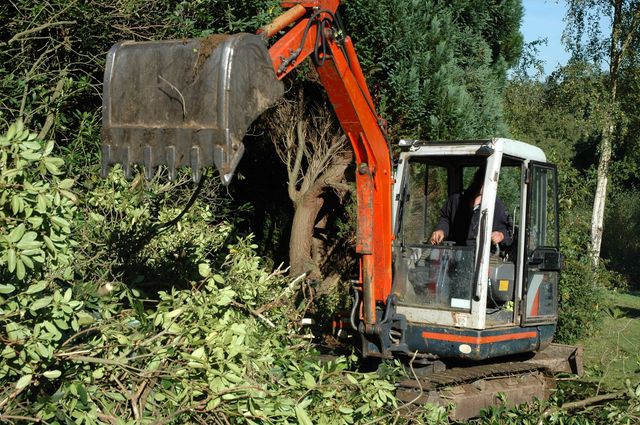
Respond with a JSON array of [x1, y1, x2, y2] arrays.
[[491, 198, 512, 246], [430, 194, 457, 244]]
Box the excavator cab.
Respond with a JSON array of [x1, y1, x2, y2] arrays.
[[387, 138, 562, 360]]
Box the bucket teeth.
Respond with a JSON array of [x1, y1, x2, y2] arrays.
[[144, 145, 153, 180], [166, 146, 177, 181], [191, 146, 201, 183], [101, 144, 111, 178], [123, 146, 131, 179]]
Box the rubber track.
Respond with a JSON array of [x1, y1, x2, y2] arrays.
[[397, 361, 547, 390]]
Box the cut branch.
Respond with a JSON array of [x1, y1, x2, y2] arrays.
[[7, 21, 76, 44]]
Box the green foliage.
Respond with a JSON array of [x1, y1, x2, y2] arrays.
[[0, 120, 77, 282], [0, 120, 449, 424], [343, 0, 523, 140]]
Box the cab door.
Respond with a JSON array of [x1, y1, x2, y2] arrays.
[[522, 162, 561, 325]]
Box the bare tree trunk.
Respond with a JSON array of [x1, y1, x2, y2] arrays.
[[590, 119, 614, 267], [289, 191, 324, 278]]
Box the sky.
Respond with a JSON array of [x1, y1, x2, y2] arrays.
[[520, 0, 571, 75]]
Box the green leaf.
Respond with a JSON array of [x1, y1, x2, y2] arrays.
[[0, 284, 16, 294], [43, 140, 54, 156], [346, 374, 359, 385], [10, 196, 23, 214], [50, 216, 70, 228], [43, 370, 62, 379], [7, 224, 26, 243], [295, 405, 313, 425], [303, 371, 316, 388], [198, 263, 211, 278], [7, 248, 16, 272], [44, 159, 61, 175], [6, 122, 17, 140], [43, 235, 56, 252], [58, 178, 74, 190], [339, 406, 354, 414], [60, 190, 77, 203], [21, 254, 34, 269], [21, 151, 42, 161], [191, 346, 206, 360], [31, 296, 52, 311], [15, 374, 32, 390], [16, 259, 25, 280], [26, 281, 46, 294]]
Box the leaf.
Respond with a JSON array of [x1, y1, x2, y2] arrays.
[[7, 224, 26, 243], [198, 263, 211, 278], [10, 196, 22, 214], [31, 296, 53, 311], [191, 346, 206, 360], [60, 190, 77, 203], [7, 248, 16, 272], [303, 371, 316, 388], [43, 140, 54, 156], [44, 159, 61, 175], [15, 374, 32, 390], [58, 178, 74, 190], [21, 254, 34, 270], [0, 284, 16, 294], [50, 216, 70, 228], [25, 281, 47, 294], [346, 374, 359, 385], [16, 259, 25, 280], [43, 235, 56, 252], [295, 405, 313, 425], [6, 121, 17, 140], [43, 370, 62, 379]]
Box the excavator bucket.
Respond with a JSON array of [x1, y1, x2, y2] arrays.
[[101, 33, 284, 183]]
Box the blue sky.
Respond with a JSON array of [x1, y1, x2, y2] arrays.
[[521, 0, 571, 74]]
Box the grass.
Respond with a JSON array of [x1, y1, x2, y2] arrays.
[[578, 290, 640, 391]]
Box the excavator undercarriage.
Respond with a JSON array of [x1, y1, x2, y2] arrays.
[[395, 343, 583, 420]]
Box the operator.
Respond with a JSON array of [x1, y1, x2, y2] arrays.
[[429, 167, 512, 248]]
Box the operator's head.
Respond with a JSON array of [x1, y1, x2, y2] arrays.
[[466, 165, 486, 197]]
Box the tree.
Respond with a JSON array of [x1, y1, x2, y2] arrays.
[[563, 0, 640, 266], [343, 0, 524, 140], [267, 89, 352, 280]]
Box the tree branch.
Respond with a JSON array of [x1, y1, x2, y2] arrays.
[[537, 391, 626, 425], [289, 119, 306, 201], [38, 71, 68, 140], [7, 21, 76, 44], [618, 4, 640, 62]]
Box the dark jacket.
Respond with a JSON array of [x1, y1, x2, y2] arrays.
[[435, 193, 512, 247]]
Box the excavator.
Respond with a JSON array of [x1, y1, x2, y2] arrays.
[[100, 0, 582, 419]]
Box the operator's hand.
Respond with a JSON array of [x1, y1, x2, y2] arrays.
[[491, 231, 505, 245], [430, 230, 445, 245]]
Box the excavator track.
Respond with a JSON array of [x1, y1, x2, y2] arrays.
[[397, 362, 552, 420]]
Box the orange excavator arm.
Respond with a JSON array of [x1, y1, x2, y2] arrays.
[[259, 2, 393, 331]]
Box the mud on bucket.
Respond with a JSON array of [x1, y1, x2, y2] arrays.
[[101, 33, 284, 184]]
